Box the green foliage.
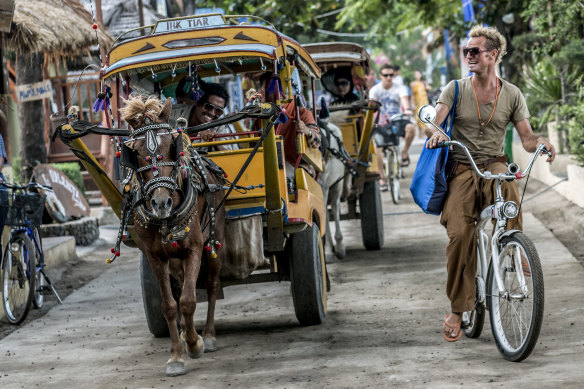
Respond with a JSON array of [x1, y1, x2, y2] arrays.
[[50, 163, 86, 198], [11, 156, 20, 183], [566, 101, 584, 165]]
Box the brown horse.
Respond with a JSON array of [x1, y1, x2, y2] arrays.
[[120, 95, 225, 376]]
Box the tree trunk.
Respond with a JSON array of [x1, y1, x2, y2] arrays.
[[16, 52, 46, 182]]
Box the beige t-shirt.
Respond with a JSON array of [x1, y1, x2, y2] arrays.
[[437, 77, 530, 163]]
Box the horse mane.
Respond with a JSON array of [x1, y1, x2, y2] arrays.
[[119, 95, 164, 128]]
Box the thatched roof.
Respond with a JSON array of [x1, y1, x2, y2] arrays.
[[4, 0, 114, 63]]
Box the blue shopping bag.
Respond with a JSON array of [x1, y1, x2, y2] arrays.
[[410, 80, 459, 215]]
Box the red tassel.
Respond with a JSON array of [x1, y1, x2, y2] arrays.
[[217, 242, 222, 248], [92, 23, 98, 30], [171, 242, 178, 248], [115, 151, 121, 157], [110, 248, 115, 253], [205, 245, 211, 252], [115, 251, 120, 257]]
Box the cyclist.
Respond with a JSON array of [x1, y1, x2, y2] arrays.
[[425, 25, 556, 342], [369, 64, 416, 190]]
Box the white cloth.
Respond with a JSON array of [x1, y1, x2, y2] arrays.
[[369, 83, 408, 124], [392, 74, 404, 87]]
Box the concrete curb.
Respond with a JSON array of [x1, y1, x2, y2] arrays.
[[512, 142, 584, 209]]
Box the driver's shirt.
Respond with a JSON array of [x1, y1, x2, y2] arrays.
[[369, 83, 408, 125]]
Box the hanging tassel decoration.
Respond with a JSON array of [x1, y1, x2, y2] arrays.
[[92, 85, 113, 113], [266, 73, 283, 97], [319, 96, 330, 120]]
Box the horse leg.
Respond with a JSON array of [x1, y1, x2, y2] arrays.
[[202, 253, 221, 352], [331, 183, 346, 259], [147, 256, 185, 376], [322, 185, 335, 264], [179, 251, 205, 360]]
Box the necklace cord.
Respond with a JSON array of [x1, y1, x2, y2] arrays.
[[471, 76, 499, 128]]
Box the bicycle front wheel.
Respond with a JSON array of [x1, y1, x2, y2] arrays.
[[2, 233, 37, 324], [31, 229, 44, 309], [487, 232, 544, 362], [387, 148, 401, 204]]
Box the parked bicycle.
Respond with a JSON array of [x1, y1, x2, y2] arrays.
[[1, 181, 62, 325], [419, 105, 549, 361]]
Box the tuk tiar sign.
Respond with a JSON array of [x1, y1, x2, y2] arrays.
[[154, 14, 225, 33]]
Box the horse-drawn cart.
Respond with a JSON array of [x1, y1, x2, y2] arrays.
[[304, 42, 384, 250], [54, 13, 328, 343]]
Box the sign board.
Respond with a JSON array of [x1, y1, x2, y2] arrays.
[[33, 164, 90, 221], [0, 0, 15, 33], [15, 80, 53, 103], [154, 14, 225, 34]]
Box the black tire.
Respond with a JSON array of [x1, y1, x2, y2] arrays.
[[359, 180, 384, 250], [2, 233, 36, 324], [384, 148, 400, 204], [140, 253, 170, 337], [488, 232, 544, 362], [463, 281, 485, 339], [32, 229, 44, 309], [289, 223, 327, 326]]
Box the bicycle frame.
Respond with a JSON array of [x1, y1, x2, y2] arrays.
[[445, 140, 548, 302]]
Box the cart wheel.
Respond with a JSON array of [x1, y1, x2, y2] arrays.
[[289, 222, 327, 326], [140, 253, 169, 337], [359, 180, 384, 250]]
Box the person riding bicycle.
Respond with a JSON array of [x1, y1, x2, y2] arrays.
[[425, 25, 556, 342], [369, 64, 416, 190]]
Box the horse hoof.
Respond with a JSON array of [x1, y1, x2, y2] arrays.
[[181, 334, 205, 359], [203, 337, 217, 352], [334, 249, 346, 259], [166, 361, 185, 377], [325, 253, 335, 264]]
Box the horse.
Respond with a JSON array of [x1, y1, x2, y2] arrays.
[[119, 95, 225, 377], [319, 120, 351, 263]]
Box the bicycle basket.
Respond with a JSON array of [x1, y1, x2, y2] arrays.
[[4, 192, 46, 227], [375, 124, 399, 146]]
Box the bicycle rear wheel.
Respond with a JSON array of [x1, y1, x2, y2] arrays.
[[487, 232, 544, 362], [2, 233, 36, 324], [463, 281, 485, 339]]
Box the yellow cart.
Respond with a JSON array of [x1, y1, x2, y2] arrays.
[[56, 14, 328, 334], [305, 42, 384, 250]]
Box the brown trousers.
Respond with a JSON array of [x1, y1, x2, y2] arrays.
[[439, 162, 522, 312]]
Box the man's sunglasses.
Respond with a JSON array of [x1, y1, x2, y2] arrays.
[[335, 80, 350, 87], [462, 47, 492, 57], [380, 73, 394, 78], [203, 102, 225, 117]]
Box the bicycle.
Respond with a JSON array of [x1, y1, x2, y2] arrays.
[[430, 140, 549, 362], [1, 181, 62, 325], [375, 113, 410, 204]]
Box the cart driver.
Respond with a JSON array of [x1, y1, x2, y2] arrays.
[[173, 78, 237, 151]]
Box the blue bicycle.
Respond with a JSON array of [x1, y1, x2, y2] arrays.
[[1, 182, 62, 324]]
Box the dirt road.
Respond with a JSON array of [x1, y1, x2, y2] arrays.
[[1, 150, 584, 388]]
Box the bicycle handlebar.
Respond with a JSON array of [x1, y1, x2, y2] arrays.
[[1, 182, 53, 192], [435, 140, 549, 180]]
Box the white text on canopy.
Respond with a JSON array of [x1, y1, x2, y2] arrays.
[[154, 15, 225, 34]]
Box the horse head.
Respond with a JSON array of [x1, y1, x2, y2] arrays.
[[120, 95, 188, 220]]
